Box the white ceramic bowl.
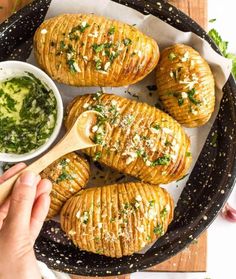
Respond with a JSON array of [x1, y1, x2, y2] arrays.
[[0, 61, 63, 163]]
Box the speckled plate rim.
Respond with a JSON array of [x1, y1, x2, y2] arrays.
[[1, 0, 236, 276]]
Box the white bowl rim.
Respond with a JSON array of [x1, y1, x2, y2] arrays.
[[0, 60, 63, 163]]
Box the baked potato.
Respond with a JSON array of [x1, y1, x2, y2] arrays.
[[40, 152, 90, 219], [60, 182, 174, 258], [156, 44, 215, 127], [65, 93, 192, 184], [34, 14, 159, 87]]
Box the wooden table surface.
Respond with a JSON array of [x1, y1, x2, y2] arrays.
[[0, 0, 208, 277]]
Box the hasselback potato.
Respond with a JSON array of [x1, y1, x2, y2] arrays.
[[156, 44, 215, 127], [40, 152, 90, 218], [34, 14, 159, 87], [60, 182, 174, 258], [65, 93, 192, 184]]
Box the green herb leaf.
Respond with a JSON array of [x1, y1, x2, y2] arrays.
[[56, 171, 73, 183], [108, 26, 115, 35], [93, 151, 102, 161], [178, 97, 184, 106], [149, 200, 155, 207], [92, 43, 105, 53], [153, 224, 164, 236], [123, 38, 132, 46], [209, 18, 216, 23], [186, 151, 191, 157], [187, 88, 201, 105], [168, 52, 177, 61], [208, 28, 228, 56], [151, 154, 171, 166]]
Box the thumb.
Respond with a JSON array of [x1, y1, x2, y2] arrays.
[[4, 171, 40, 232]]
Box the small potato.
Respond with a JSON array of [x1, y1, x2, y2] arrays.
[[65, 93, 192, 185], [34, 14, 159, 87], [40, 152, 90, 219], [60, 182, 174, 258], [156, 44, 215, 127]]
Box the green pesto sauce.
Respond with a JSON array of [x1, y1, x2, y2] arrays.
[[0, 73, 57, 154]]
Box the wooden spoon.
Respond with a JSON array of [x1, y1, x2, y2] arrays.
[[0, 110, 106, 205]]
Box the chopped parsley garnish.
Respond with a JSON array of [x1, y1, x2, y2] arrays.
[[56, 171, 73, 183], [60, 158, 68, 167], [60, 40, 66, 50], [123, 38, 132, 46], [186, 151, 191, 157], [149, 200, 155, 207], [67, 59, 79, 73], [93, 151, 102, 161], [151, 155, 171, 166], [160, 207, 168, 218], [108, 26, 115, 35], [152, 124, 160, 130], [178, 96, 184, 106], [69, 32, 79, 41], [92, 43, 105, 53], [81, 211, 89, 224], [153, 224, 164, 236], [93, 133, 104, 145], [95, 58, 102, 70], [187, 88, 201, 105], [168, 52, 177, 61], [71, 22, 90, 33]]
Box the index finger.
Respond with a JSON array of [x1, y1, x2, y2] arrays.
[[0, 163, 27, 184]]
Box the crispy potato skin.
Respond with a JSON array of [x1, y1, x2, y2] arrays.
[[60, 182, 174, 258], [40, 152, 90, 219], [65, 94, 192, 184], [156, 44, 215, 127], [34, 14, 159, 87]]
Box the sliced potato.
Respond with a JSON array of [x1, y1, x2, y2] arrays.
[[34, 14, 159, 87], [40, 152, 90, 218], [60, 182, 174, 258], [156, 44, 215, 127], [65, 93, 192, 184]]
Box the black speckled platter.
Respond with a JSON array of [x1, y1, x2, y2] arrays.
[[1, 0, 236, 276]]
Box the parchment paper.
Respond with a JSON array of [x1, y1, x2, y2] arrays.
[[24, 0, 232, 252]]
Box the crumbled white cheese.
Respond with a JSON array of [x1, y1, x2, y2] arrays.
[[81, 21, 87, 28], [104, 61, 111, 71], [145, 160, 152, 166], [92, 125, 98, 133], [97, 223, 103, 229], [162, 127, 172, 134], [133, 134, 141, 144], [88, 31, 99, 38], [41, 29, 47, 34], [135, 195, 142, 202], [83, 103, 90, 109], [136, 225, 145, 233], [73, 62, 81, 73], [76, 211, 81, 219], [191, 108, 198, 115], [181, 92, 188, 99], [181, 51, 190, 62], [111, 100, 117, 106], [83, 56, 88, 61]]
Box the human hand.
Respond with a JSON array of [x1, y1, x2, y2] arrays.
[[0, 163, 52, 279]]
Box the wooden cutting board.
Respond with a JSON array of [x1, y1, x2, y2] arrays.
[[0, 0, 208, 276]]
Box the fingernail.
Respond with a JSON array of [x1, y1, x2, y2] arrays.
[[19, 171, 37, 186]]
